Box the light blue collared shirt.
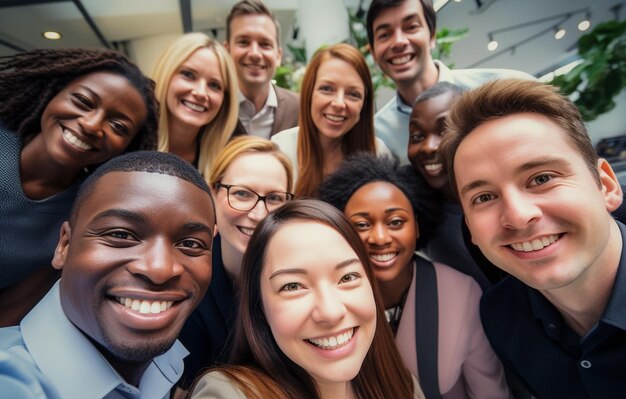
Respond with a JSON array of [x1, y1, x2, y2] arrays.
[[374, 60, 536, 164], [0, 281, 188, 399]]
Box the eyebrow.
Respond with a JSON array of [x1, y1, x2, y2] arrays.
[[181, 222, 214, 236], [92, 208, 146, 224], [350, 207, 409, 217], [459, 156, 568, 197], [374, 13, 420, 33], [268, 258, 360, 280]]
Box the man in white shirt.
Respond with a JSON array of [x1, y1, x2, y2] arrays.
[[225, 0, 299, 139], [367, 0, 533, 163]]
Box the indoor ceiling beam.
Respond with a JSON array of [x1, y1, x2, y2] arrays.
[[180, 0, 192, 33]]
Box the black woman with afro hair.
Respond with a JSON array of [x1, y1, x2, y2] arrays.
[[319, 153, 511, 399]]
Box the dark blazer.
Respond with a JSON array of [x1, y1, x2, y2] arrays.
[[176, 235, 237, 389], [236, 85, 300, 137]]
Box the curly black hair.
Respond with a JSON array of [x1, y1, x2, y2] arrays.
[[318, 153, 441, 249], [0, 48, 158, 153]]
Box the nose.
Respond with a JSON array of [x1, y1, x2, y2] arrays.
[[423, 133, 442, 154], [127, 238, 184, 285], [248, 42, 261, 58], [367, 223, 391, 246], [391, 29, 409, 49], [331, 91, 346, 108], [78, 110, 105, 137], [499, 190, 542, 229], [191, 80, 208, 99], [311, 285, 347, 325], [247, 198, 269, 222]]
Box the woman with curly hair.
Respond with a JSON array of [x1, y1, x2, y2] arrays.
[[152, 32, 241, 176], [319, 154, 511, 399], [0, 48, 158, 326]]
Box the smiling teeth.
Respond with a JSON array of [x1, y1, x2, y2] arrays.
[[62, 129, 92, 150], [239, 227, 254, 236], [325, 114, 347, 122], [390, 55, 412, 65], [424, 163, 442, 171], [510, 234, 559, 252], [116, 297, 174, 314], [370, 253, 398, 262], [182, 100, 207, 112], [308, 329, 354, 349]]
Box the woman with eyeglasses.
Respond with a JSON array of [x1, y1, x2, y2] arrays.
[[175, 135, 294, 396]]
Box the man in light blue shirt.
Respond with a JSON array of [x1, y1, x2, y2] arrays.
[[0, 152, 217, 399], [367, 0, 534, 163]]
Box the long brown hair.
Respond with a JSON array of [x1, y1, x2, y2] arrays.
[[226, 199, 415, 398], [295, 44, 376, 198]]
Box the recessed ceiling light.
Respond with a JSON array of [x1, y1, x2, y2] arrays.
[[42, 31, 61, 40], [554, 27, 566, 40]]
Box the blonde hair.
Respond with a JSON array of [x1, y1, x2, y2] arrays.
[[152, 32, 240, 176], [209, 136, 294, 193]]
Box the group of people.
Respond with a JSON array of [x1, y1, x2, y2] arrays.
[[0, 0, 624, 398]]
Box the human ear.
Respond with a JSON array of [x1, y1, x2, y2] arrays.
[[598, 158, 623, 212], [52, 222, 71, 270]]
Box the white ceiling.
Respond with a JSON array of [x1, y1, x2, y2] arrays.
[[1, 0, 624, 141]]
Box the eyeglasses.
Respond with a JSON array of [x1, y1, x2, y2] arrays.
[[216, 183, 294, 212]]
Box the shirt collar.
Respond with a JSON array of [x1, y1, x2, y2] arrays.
[[21, 281, 188, 399], [238, 84, 278, 108], [434, 59, 453, 83]]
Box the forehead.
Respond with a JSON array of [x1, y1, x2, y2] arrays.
[[229, 14, 278, 40], [411, 92, 457, 118], [348, 181, 413, 211], [264, 221, 358, 271], [221, 152, 287, 182], [316, 58, 363, 86], [454, 113, 585, 185], [76, 171, 214, 225], [373, 0, 426, 28]]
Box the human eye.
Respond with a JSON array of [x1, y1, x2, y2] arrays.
[[375, 29, 391, 41], [318, 84, 334, 93], [72, 93, 94, 110], [347, 90, 363, 100], [351, 220, 370, 230], [260, 41, 273, 49], [177, 238, 209, 256], [409, 131, 425, 143], [266, 192, 286, 205], [404, 20, 421, 32], [100, 229, 138, 246], [232, 187, 255, 200], [280, 282, 303, 292], [180, 69, 194, 79], [529, 173, 553, 187], [339, 272, 361, 284], [471, 193, 496, 205], [388, 218, 405, 228], [237, 38, 249, 46], [109, 119, 129, 136], [208, 80, 223, 92]]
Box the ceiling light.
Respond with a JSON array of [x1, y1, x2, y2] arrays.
[[454, 0, 462, 2], [554, 26, 566, 40], [42, 31, 61, 40], [487, 34, 498, 51], [578, 12, 591, 31]]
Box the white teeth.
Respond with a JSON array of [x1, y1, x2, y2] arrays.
[[370, 253, 398, 262], [239, 227, 255, 236], [424, 163, 442, 172], [390, 54, 412, 65], [182, 100, 207, 112], [62, 128, 92, 150], [307, 328, 354, 349], [116, 297, 174, 314], [510, 234, 559, 252], [325, 114, 347, 122]]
